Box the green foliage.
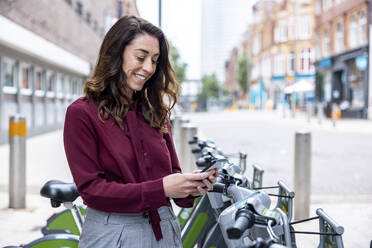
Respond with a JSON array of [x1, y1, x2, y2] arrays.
[[315, 71, 324, 102], [236, 54, 250, 94], [169, 43, 187, 83], [197, 74, 222, 110]]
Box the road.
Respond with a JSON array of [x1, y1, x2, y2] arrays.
[[184, 110, 372, 196], [183, 109, 372, 247]]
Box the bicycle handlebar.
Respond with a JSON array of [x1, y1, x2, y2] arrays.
[[188, 136, 198, 144], [211, 182, 225, 193], [226, 207, 255, 239]]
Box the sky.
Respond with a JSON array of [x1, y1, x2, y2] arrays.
[[136, 0, 253, 81]]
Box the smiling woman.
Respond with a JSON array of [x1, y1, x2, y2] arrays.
[[63, 16, 218, 248], [122, 34, 160, 93]]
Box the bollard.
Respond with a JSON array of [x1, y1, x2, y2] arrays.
[[294, 130, 311, 220], [179, 123, 197, 173], [331, 103, 337, 127], [317, 102, 323, 124], [306, 102, 312, 123], [9, 114, 27, 209], [173, 115, 189, 155], [291, 93, 296, 118]]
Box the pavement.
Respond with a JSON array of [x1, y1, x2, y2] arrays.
[[0, 109, 371, 247]]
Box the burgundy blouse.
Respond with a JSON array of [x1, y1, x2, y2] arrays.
[[63, 98, 194, 240]]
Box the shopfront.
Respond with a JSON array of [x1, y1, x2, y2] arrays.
[[315, 45, 369, 118]]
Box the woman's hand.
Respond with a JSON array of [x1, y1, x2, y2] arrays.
[[191, 169, 218, 196], [163, 170, 217, 198]]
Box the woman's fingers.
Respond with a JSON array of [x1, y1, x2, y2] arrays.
[[197, 186, 207, 195], [185, 171, 214, 181], [202, 179, 213, 190]]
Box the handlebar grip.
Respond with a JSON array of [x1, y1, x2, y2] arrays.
[[211, 183, 225, 193], [192, 147, 202, 154], [226, 208, 255, 239], [196, 155, 214, 168], [188, 136, 198, 144], [196, 157, 207, 167]]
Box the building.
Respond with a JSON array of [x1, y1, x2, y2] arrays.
[[224, 47, 240, 104], [0, 0, 138, 143], [245, 0, 316, 110], [201, 0, 252, 82], [314, 0, 370, 118]]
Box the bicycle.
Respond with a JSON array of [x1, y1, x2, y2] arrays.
[[4, 180, 81, 248]]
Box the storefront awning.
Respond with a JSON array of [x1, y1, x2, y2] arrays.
[[284, 79, 315, 93]]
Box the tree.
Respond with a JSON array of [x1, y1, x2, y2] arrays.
[[169, 43, 187, 84], [236, 54, 251, 94], [315, 71, 324, 102], [197, 74, 220, 110]]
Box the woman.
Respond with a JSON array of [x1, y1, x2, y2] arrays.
[[63, 16, 217, 247]]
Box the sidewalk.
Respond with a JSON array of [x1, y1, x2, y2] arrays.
[[0, 130, 73, 246], [223, 108, 372, 134], [0, 119, 371, 247]]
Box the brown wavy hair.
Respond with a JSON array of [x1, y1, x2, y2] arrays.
[[84, 16, 179, 132]]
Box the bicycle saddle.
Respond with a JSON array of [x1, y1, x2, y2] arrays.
[[40, 180, 79, 207]]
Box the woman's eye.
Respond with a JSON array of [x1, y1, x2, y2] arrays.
[[136, 57, 145, 62]]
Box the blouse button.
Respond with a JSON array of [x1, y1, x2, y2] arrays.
[[144, 152, 147, 156]]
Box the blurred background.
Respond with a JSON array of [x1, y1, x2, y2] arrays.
[[1, 0, 372, 144], [0, 0, 371, 247]]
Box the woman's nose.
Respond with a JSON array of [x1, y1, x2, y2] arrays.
[[142, 58, 155, 74]]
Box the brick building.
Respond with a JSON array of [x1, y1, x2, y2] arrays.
[[314, 0, 371, 118], [239, 0, 316, 109]]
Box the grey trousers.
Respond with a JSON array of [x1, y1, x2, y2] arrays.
[[79, 206, 182, 248]]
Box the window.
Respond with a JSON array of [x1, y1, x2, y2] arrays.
[[21, 65, 30, 89], [288, 16, 296, 40], [298, 15, 311, 40], [323, 30, 330, 57], [56, 74, 63, 93], [315, 34, 321, 59], [262, 57, 272, 78], [76, 1, 83, 16], [359, 11, 367, 45], [35, 70, 42, 91], [316, 0, 322, 14], [86, 12, 91, 24], [252, 33, 261, 55], [47, 73, 56, 92], [349, 15, 358, 48], [288, 52, 295, 75], [298, 48, 314, 73], [279, 19, 287, 42], [2, 59, 15, 87], [323, 0, 332, 10], [274, 53, 285, 75], [335, 23, 344, 53]]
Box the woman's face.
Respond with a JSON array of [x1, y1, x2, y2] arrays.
[[122, 33, 160, 93]]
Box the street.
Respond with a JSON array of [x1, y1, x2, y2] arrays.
[[184, 110, 372, 196], [184, 109, 372, 247]]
